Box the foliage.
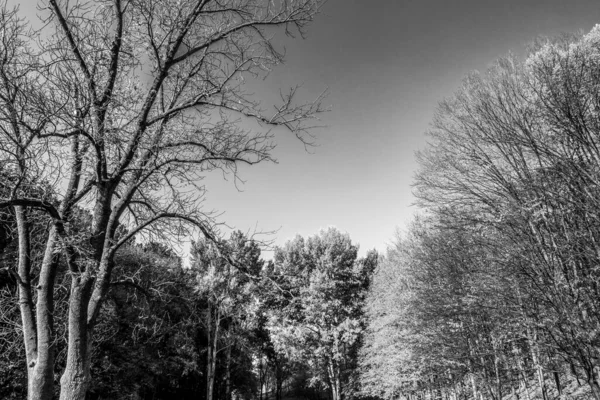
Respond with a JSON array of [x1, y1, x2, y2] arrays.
[[268, 228, 375, 400]]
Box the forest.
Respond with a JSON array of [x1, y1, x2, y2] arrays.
[[2, 0, 600, 400]]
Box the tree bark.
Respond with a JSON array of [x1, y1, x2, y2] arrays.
[[58, 186, 115, 400], [15, 206, 37, 398], [225, 341, 232, 400], [16, 206, 53, 400], [258, 356, 267, 400], [275, 362, 283, 400], [59, 274, 94, 400], [326, 358, 341, 400], [517, 359, 531, 400], [206, 305, 220, 400], [469, 373, 478, 400], [24, 222, 59, 400], [492, 341, 502, 400], [553, 370, 562, 395], [528, 330, 547, 400]]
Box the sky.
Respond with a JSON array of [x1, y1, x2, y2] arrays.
[[199, 0, 600, 258], [13, 0, 600, 259]]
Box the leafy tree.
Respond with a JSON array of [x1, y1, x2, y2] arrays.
[[191, 230, 264, 400], [359, 231, 416, 399], [268, 228, 374, 400]]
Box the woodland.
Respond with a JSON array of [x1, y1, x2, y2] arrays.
[[2, 1, 600, 400]]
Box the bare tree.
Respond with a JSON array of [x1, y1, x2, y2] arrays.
[[0, 0, 326, 399]]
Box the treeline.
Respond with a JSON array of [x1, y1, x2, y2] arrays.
[[359, 27, 600, 400], [0, 219, 376, 400]]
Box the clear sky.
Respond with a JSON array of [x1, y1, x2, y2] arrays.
[[13, 0, 600, 258], [200, 0, 600, 257]]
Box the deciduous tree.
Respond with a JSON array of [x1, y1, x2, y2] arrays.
[[268, 228, 374, 400], [0, 1, 325, 398], [414, 26, 600, 400]]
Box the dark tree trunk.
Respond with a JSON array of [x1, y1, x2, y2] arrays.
[[206, 305, 220, 400], [225, 342, 232, 400], [553, 370, 562, 395]]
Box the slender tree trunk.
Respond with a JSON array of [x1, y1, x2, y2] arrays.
[[276, 377, 283, 400], [16, 206, 37, 396], [469, 373, 478, 400], [553, 370, 561, 395], [33, 227, 60, 400], [326, 359, 341, 400], [335, 363, 342, 400], [514, 354, 530, 400], [59, 274, 94, 400], [17, 209, 57, 400], [207, 305, 220, 400], [259, 382, 263, 400], [225, 342, 232, 400], [478, 355, 496, 400], [493, 341, 502, 400], [528, 330, 547, 400], [258, 359, 264, 400]]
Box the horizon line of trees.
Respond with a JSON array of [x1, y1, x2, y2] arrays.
[[1, 215, 377, 399]]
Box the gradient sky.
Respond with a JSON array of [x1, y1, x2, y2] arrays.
[[200, 0, 600, 257], [14, 0, 600, 258]]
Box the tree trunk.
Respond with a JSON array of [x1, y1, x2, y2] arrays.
[[535, 363, 547, 400], [23, 221, 59, 400], [258, 356, 266, 400], [469, 373, 478, 400], [528, 329, 547, 400], [225, 342, 232, 400], [326, 359, 341, 400], [335, 366, 342, 400], [513, 353, 530, 400], [553, 370, 561, 395], [493, 343, 502, 400], [207, 305, 220, 400], [59, 275, 94, 400], [272, 357, 285, 400], [276, 378, 283, 400], [15, 206, 46, 400]]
